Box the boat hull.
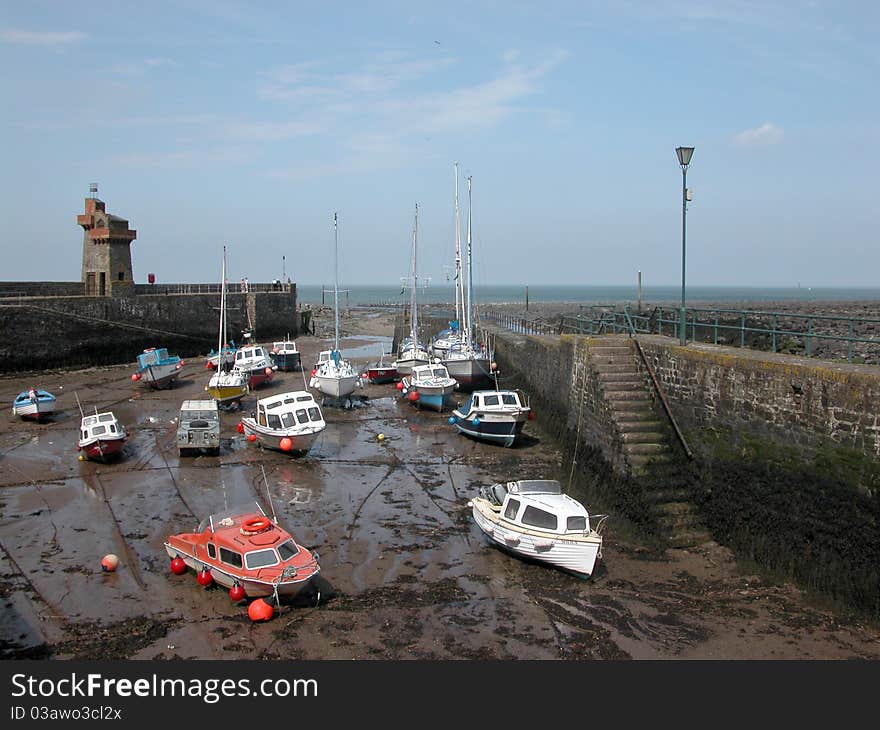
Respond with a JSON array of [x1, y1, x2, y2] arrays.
[[205, 380, 249, 405], [450, 414, 526, 447], [78, 436, 126, 462], [310, 373, 359, 398], [163, 542, 318, 599], [404, 383, 457, 412], [442, 356, 494, 391], [12, 400, 56, 420], [241, 367, 273, 389], [273, 352, 301, 371], [140, 363, 181, 389], [471, 501, 601, 578], [240, 418, 323, 454], [365, 366, 398, 384]]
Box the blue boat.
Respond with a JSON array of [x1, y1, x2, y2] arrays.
[[271, 337, 301, 371], [133, 347, 182, 389], [12, 388, 56, 420], [401, 363, 458, 412], [448, 389, 532, 447]]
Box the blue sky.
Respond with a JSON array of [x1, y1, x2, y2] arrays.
[[1, 1, 878, 288]]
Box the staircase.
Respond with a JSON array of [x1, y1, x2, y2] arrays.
[[587, 338, 711, 548]]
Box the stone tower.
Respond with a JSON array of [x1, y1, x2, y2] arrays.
[[77, 187, 136, 296]]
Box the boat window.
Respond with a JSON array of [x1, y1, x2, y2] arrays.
[[283, 398, 296, 405], [245, 549, 278, 570], [432, 368, 447, 379], [277, 540, 300, 561], [504, 498, 521, 521], [502, 394, 518, 405], [258, 407, 267, 427], [267, 414, 282, 429], [109, 424, 117, 433], [522, 506, 558, 531], [82, 430, 88, 439], [281, 412, 296, 427], [296, 396, 312, 402], [93, 425, 107, 436], [308, 407, 321, 422], [266, 401, 282, 410], [207, 543, 216, 559], [219, 547, 243, 568], [484, 394, 500, 406], [471, 396, 480, 408], [567, 516, 587, 532], [99, 414, 114, 422], [295, 408, 308, 424]]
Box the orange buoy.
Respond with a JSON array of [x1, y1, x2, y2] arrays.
[[279, 437, 293, 451], [247, 433, 257, 442], [247, 598, 274, 622], [408, 391, 420, 402], [101, 554, 119, 572], [264, 367, 273, 376], [170, 557, 187, 575]]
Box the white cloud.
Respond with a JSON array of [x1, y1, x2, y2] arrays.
[[0, 28, 85, 45], [734, 122, 784, 146]]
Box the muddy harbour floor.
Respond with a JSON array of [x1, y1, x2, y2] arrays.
[[1, 310, 879, 660]]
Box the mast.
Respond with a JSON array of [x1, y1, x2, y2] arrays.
[[466, 175, 473, 345], [411, 204, 419, 345], [218, 246, 226, 358], [333, 212, 340, 352], [453, 162, 462, 328]]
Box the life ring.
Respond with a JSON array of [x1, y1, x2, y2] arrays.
[[240, 517, 272, 535]]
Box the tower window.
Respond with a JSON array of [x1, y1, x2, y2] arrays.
[[118, 272, 124, 281]]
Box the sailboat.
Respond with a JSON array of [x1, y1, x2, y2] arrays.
[[205, 246, 249, 408], [431, 162, 465, 360], [393, 204, 431, 375], [442, 173, 494, 391], [309, 212, 360, 399]]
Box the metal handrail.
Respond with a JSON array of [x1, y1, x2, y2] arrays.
[[622, 306, 693, 461]]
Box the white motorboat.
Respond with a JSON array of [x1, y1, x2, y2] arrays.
[[77, 410, 127, 462], [233, 343, 276, 389], [449, 389, 532, 447], [310, 213, 361, 400], [12, 388, 56, 420], [400, 363, 458, 412], [468, 479, 607, 578], [239, 391, 325, 455]]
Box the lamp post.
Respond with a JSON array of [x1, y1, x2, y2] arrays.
[[676, 146, 694, 345]]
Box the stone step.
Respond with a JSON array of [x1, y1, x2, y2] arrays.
[[657, 511, 704, 533], [667, 529, 714, 549], [611, 407, 658, 421], [642, 488, 693, 503], [615, 418, 665, 432], [602, 381, 645, 395], [604, 389, 651, 402], [650, 501, 698, 517], [620, 430, 668, 444], [593, 362, 640, 374], [597, 371, 644, 384], [589, 345, 632, 355], [623, 442, 670, 456]]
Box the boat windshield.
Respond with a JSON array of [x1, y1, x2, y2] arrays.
[[510, 480, 562, 495], [277, 539, 300, 561]]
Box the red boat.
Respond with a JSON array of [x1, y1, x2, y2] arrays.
[[363, 348, 399, 384], [164, 502, 320, 600]]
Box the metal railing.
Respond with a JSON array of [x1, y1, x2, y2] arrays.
[[481, 311, 557, 336], [558, 305, 880, 364]]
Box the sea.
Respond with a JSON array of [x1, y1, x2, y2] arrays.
[[296, 284, 880, 307]]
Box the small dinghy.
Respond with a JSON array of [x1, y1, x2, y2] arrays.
[[468, 479, 607, 578], [12, 388, 56, 420]]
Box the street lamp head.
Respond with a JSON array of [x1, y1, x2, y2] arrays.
[[676, 146, 695, 168]]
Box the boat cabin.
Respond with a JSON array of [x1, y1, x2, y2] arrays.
[[460, 390, 527, 414], [80, 412, 123, 441], [491, 480, 592, 535], [256, 391, 323, 431], [137, 347, 175, 368], [195, 503, 302, 571], [235, 345, 269, 367], [411, 363, 454, 384]]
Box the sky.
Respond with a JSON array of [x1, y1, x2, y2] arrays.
[[1, 1, 878, 289]]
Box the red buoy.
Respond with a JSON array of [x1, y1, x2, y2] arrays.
[[229, 584, 246, 602], [236, 422, 245, 434], [528, 410, 536, 420], [131, 373, 140, 381], [206, 362, 213, 369], [311, 369, 317, 377], [170, 557, 187, 575], [197, 568, 213, 587], [396, 382, 404, 391], [247, 598, 274, 622], [101, 554, 119, 572], [279, 437, 293, 452], [247, 433, 257, 442], [264, 367, 273, 376], [408, 391, 420, 402]]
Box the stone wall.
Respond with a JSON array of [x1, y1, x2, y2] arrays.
[[0, 282, 84, 298], [0, 290, 300, 372]]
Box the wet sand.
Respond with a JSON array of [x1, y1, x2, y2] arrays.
[[1, 308, 879, 660]]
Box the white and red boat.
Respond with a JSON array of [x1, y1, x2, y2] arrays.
[[77, 410, 127, 462], [164, 502, 321, 599], [233, 343, 276, 389]]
